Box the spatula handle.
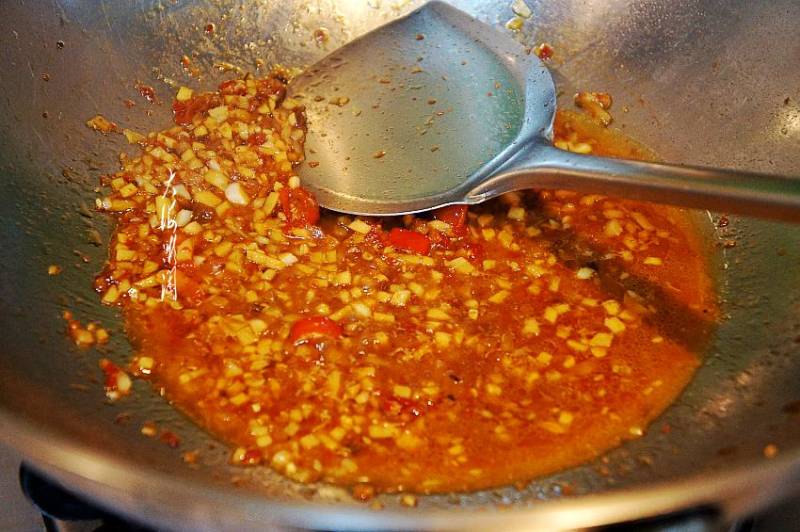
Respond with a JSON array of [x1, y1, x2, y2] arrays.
[[466, 144, 800, 222]]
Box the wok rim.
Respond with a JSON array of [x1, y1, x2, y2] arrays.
[[2, 403, 799, 530], [1, 0, 799, 529]]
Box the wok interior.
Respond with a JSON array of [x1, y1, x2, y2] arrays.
[[0, 0, 799, 517]]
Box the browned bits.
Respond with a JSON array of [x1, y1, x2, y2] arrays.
[[763, 443, 779, 459], [181, 55, 201, 77], [160, 430, 181, 448], [352, 483, 376, 501], [99, 358, 130, 401], [329, 96, 350, 107], [592, 92, 613, 109], [400, 494, 418, 507], [136, 83, 157, 104], [141, 421, 158, 437], [533, 43, 554, 60], [241, 449, 263, 465], [182, 450, 200, 464], [415, 33, 425, 41], [86, 115, 119, 134], [313, 27, 330, 45], [63, 311, 109, 348]]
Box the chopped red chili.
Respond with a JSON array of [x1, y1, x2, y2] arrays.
[[434, 205, 468, 229], [280, 186, 320, 227], [388, 228, 431, 255], [289, 316, 343, 343]]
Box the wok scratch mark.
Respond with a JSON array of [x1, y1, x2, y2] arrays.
[[98, 0, 127, 85], [32, 128, 46, 150], [52, 0, 71, 25], [101, 0, 114, 32], [27, 61, 40, 109], [29, 126, 55, 169]]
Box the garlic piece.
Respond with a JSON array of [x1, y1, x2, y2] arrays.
[[225, 182, 250, 205]]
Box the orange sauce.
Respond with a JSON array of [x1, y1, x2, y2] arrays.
[[97, 76, 717, 495]]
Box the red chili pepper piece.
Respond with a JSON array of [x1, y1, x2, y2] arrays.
[[535, 43, 555, 61], [389, 228, 431, 255], [289, 316, 343, 343], [247, 131, 267, 146], [280, 186, 320, 227], [136, 83, 157, 104], [99, 358, 121, 389], [434, 205, 468, 229]]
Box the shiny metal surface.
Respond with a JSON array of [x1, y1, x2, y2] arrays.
[[470, 144, 800, 222], [0, 0, 799, 529], [0, 444, 41, 532], [292, 1, 546, 215], [293, 3, 800, 220]]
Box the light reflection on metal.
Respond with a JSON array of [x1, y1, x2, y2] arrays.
[[159, 170, 179, 303]]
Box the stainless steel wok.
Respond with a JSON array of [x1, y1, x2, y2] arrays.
[[1, 0, 799, 530]]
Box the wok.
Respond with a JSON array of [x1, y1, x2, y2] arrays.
[[1, 0, 799, 529]]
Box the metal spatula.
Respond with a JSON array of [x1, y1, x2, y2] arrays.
[[289, 1, 800, 221]]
